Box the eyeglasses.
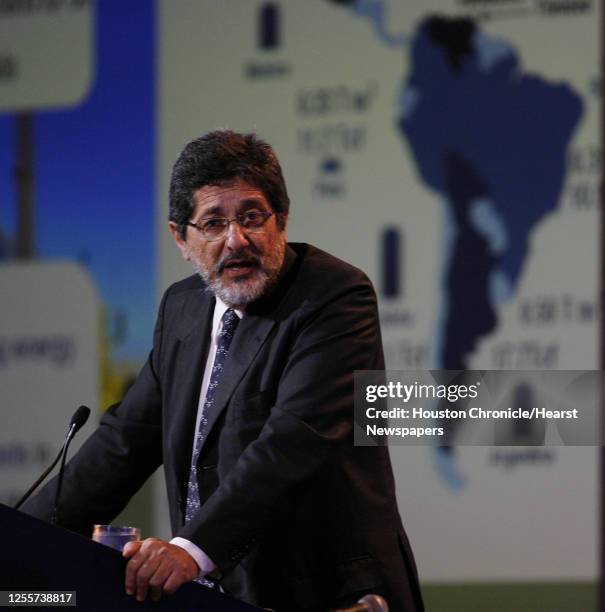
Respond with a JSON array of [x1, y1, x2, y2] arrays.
[[186, 210, 274, 242]]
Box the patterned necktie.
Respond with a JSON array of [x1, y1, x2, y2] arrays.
[[184, 308, 239, 587], [186, 308, 240, 524]]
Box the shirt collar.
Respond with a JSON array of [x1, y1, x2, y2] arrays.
[[212, 297, 243, 338]]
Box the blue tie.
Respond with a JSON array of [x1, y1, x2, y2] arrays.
[[185, 308, 239, 585]]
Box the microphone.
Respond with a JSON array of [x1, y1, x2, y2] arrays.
[[51, 405, 91, 524], [14, 405, 91, 514], [332, 594, 389, 612], [68, 405, 91, 438]]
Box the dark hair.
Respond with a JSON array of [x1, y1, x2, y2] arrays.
[[169, 130, 290, 238]]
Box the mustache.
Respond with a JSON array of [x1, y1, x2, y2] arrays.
[[216, 250, 262, 275]]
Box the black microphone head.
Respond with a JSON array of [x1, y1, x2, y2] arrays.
[[70, 405, 91, 434]]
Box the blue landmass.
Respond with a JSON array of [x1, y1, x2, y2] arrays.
[[330, 5, 584, 371], [327, 0, 408, 47], [398, 16, 583, 366], [401, 16, 583, 291]]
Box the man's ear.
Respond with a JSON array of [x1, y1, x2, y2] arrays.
[[168, 222, 191, 262]]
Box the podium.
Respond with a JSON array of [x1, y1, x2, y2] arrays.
[[0, 504, 259, 611]]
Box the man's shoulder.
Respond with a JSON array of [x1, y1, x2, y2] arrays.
[[159, 273, 210, 314], [164, 273, 206, 296], [271, 243, 378, 320], [290, 242, 372, 288]]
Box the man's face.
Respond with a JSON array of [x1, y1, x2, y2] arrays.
[[169, 179, 288, 309]]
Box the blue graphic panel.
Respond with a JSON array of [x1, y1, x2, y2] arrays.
[[0, 3, 155, 363]]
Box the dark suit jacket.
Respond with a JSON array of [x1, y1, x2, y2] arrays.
[[23, 243, 424, 612]]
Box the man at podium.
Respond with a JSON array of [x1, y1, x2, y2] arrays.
[[23, 130, 424, 612]]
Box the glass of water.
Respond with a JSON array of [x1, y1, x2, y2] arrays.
[[92, 524, 141, 551]]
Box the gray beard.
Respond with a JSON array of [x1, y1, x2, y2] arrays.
[[193, 237, 286, 308], [199, 266, 272, 306]]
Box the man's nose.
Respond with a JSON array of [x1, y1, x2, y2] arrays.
[[224, 220, 250, 250]]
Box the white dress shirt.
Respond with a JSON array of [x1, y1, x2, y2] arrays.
[[171, 297, 243, 576]]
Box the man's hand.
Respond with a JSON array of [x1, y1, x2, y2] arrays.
[[123, 538, 199, 602]]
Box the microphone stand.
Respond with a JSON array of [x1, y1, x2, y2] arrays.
[[50, 422, 77, 525], [13, 445, 64, 511]]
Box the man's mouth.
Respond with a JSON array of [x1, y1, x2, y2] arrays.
[[219, 257, 260, 278]]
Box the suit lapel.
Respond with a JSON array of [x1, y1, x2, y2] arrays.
[[197, 311, 275, 457], [170, 290, 215, 494]]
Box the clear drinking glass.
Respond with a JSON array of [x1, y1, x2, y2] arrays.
[[92, 524, 141, 551]]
